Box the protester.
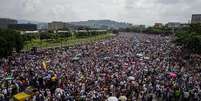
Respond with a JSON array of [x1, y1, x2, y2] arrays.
[[0, 33, 200, 101]]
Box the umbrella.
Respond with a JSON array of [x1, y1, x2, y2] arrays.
[[146, 40, 151, 43], [114, 54, 120, 57], [128, 76, 135, 81], [55, 88, 64, 99], [5, 75, 14, 80], [137, 53, 143, 57], [119, 96, 127, 101], [168, 72, 177, 78], [55, 88, 64, 94], [76, 53, 82, 57], [72, 56, 80, 61], [107, 96, 118, 101], [144, 57, 150, 60], [104, 57, 110, 60]]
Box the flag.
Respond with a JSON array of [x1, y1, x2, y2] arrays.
[[42, 61, 47, 70]]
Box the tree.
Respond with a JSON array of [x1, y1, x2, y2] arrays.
[[0, 29, 24, 57], [175, 23, 201, 53], [190, 23, 201, 33], [0, 36, 8, 57], [14, 32, 24, 52]]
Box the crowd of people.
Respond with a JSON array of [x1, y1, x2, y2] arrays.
[[0, 33, 201, 101]]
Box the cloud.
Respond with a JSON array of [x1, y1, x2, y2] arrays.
[[0, 0, 200, 25]]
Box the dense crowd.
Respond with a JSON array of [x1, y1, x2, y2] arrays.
[[0, 33, 201, 101]]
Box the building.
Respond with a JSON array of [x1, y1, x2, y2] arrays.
[[48, 21, 65, 31], [0, 18, 17, 29], [191, 14, 201, 24], [166, 22, 181, 28], [8, 24, 37, 31], [180, 23, 190, 28], [20, 31, 39, 35], [64, 23, 79, 30], [133, 25, 146, 29], [37, 23, 48, 30], [154, 23, 163, 28]]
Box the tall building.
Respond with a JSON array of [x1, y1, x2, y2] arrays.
[[154, 23, 163, 28], [166, 22, 181, 28], [191, 14, 201, 24], [8, 24, 37, 31], [48, 21, 65, 31], [0, 18, 17, 29], [37, 23, 48, 30]]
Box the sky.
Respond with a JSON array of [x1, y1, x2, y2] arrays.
[[0, 0, 201, 25]]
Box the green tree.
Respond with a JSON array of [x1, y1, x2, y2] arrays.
[[0, 36, 8, 57], [175, 23, 201, 53], [0, 29, 24, 57]]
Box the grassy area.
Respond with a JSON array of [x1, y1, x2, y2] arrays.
[[24, 33, 114, 50]]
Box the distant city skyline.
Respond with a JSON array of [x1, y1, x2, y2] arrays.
[[0, 0, 201, 25]]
